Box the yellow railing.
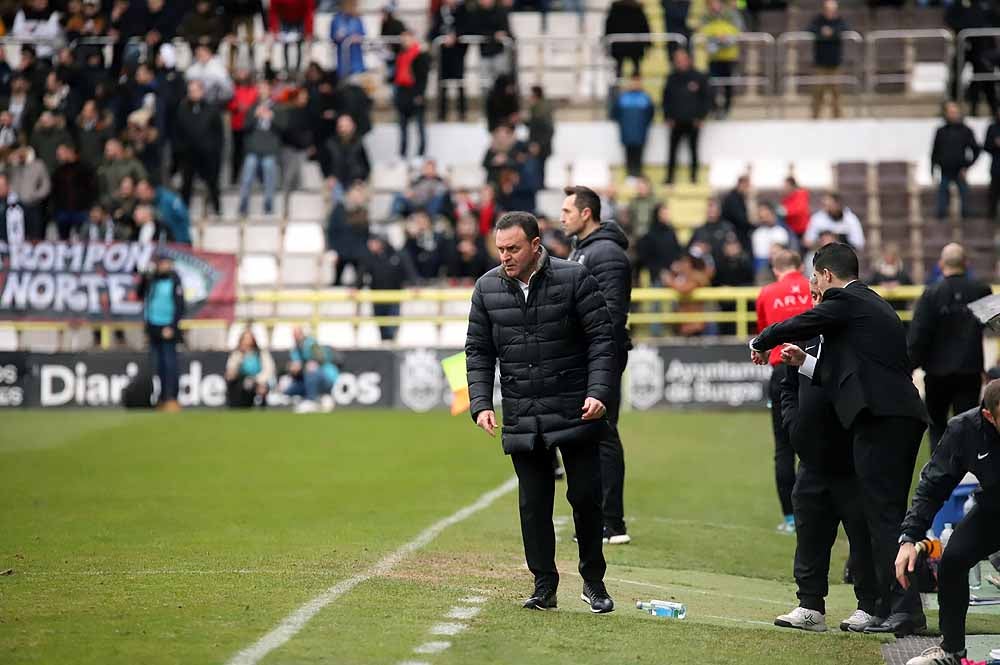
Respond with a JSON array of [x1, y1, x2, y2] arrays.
[[4, 285, 997, 350]]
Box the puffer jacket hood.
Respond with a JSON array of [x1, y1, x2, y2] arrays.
[[576, 222, 629, 252], [569, 222, 633, 352]]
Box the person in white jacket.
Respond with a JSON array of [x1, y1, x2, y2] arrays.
[[803, 193, 865, 251], [184, 45, 234, 105], [11, 0, 63, 59]]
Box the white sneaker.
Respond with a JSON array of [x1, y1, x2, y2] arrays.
[[905, 647, 966, 665], [839, 609, 878, 632], [774, 606, 827, 632], [319, 395, 335, 412], [776, 521, 796, 535], [294, 400, 318, 413]]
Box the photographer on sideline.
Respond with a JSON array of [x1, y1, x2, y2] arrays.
[[138, 250, 185, 412]]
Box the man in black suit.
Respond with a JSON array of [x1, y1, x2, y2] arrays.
[[750, 242, 928, 637]]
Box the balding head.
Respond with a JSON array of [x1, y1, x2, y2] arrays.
[[940, 243, 966, 275]]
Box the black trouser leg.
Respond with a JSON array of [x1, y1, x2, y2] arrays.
[[598, 359, 626, 531], [926, 374, 983, 452], [990, 176, 1000, 220], [624, 144, 643, 176], [196, 156, 221, 214], [769, 365, 796, 517], [180, 159, 196, 205], [950, 374, 984, 422], [231, 130, 247, 185], [792, 465, 840, 614], [938, 504, 1000, 653], [833, 473, 879, 615], [853, 413, 925, 617], [511, 445, 559, 590], [561, 439, 607, 584], [687, 124, 700, 182], [437, 82, 449, 120], [226, 378, 255, 408], [667, 125, 683, 184]]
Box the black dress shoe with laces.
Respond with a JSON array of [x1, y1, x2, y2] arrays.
[[580, 581, 615, 614], [522, 588, 558, 610], [863, 612, 927, 637]]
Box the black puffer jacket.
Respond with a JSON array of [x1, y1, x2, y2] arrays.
[[465, 249, 617, 454], [569, 222, 633, 353], [900, 405, 1000, 542]]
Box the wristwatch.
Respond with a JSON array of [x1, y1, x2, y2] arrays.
[[898, 534, 918, 545]]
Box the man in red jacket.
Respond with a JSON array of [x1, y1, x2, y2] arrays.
[[268, 0, 315, 73], [756, 249, 812, 533], [782, 176, 810, 240]]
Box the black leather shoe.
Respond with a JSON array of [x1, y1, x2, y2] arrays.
[[522, 588, 557, 610], [580, 581, 614, 614], [863, 612, 927, 637]]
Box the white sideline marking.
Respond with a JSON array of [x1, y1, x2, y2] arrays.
[[224, 476, 517, 665], [568, 572, 788, 607], [413, 641, 452, 654], [446, 606, 482, 620], [397, 661, 430, 665], [429, 622, 467, 636], [458, 595, 488, 605], [703, 614, 776, 627]]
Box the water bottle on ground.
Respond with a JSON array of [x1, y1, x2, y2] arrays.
[[636, 600, 686, 619], [941, 523, 954, 549], [970, 561, 983, 590]]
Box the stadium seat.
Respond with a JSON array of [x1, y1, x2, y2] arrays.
[[184, 327, 227, 351], [201, 224, 241, 253], [439, 322, 469, 348], [300, 161, 325, 190], [276, 300, 315, 318], [239, 255, 279, 287], [536, 189, 565, 218], [750, 160, 791, 190], [369, 192, 395, 223], [395, 322, 439, 348], [371, 161, 409, 192], [356, 323, 384, 348], [914, 158, 934, 188], [966, 155, 990, 186], [546, 13, 582, 37], [910, 62, 948, 94], [280, 255, 321, 286], [790, 161, 834, 190], [220, 193, 241, 219], [283, 222, 326, 254], [709, 160, 748, 189], [544, 157, 571, 189], [448, 164, 487, 190], [571, 159, 611, 189], [317, 322, 358, 349], [510, 12, 542, 38], [270, 324, 296, 350], [288, 192, 327, 221], [243, 224, 282, 254], [0, 325, 17, 351]]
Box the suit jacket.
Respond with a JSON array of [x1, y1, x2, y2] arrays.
[[753, 281, 927, 428]]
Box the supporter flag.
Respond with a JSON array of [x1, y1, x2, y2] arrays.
[[441, 352, 470, 416]]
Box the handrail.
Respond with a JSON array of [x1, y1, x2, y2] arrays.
[[955, 27, 1000, 99], [690, 31, 778, 100], [867, 28, 954, 94], [777, 30, 864, 103], [430, 34, 516, 93]]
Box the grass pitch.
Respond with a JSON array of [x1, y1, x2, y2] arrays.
[[2, 410, 998, 665]]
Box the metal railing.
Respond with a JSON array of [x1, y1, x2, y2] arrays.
[[777, 30, 864, 111], [601, 32, 689, 89], [955, 27, 1000, 103], [690, 31, 778, 103], [430, 34, 517, 96], [868, 29, 954, 94]]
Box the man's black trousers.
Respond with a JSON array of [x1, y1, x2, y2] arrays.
[[511, 439, 607, 590], [667, 121, 699, 184], [769, 364, 796, 518], [937, 503, 1000, 653], [852, 412, 926, 617], [792, 464, 878, 615], [598, 357, 627, 532], [925, 373, 982, 452]]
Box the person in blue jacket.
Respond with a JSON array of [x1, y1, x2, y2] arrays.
[[330, 0, 367, 81], [138, 251, 186, 411], [137, 179, 191, 245], [612, 74, 655, 178], [285, 326, 340, 413]]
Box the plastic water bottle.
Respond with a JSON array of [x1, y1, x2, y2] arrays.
[[970, 561, 983, 590], [636, 600, 687, 619], [941, 523, 954, 550]]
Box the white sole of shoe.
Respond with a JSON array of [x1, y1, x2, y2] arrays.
[[580, 594, 613, 614], [774, 618, 827, 632], [605, 534, 632, 545]]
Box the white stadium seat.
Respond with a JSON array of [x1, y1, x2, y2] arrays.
[[280, 255, 321, 287], [571, 159, 611, 189], [536, 189, 565, 219], [448, 164, 486, 190], [395, 322, 439, 348], [355, 322, 384, 348], [288, 192, 327, 221], [300, 161, 325, 190], [317, 322, 357, 349], [708, 160, 749, 190], [239, 254, 279, 287], [21, 330, 61, 352], [371, 161, 409, 192], [369, 192, 395, 223], [790, 160, 834, 190], [439, 322, 469, 348], [220, 193, 241, 219], [967, 154, 991, 186], [283, 222, 326, 254], [914, 158, 934, 188], [270, 324, 296, 350], [751, 160, 793, 189], [544, 157, 571, 190], [0, 325, 17, 351], [243, 224, 281, 253], [510, 13, 542, 38], [228, 322, 270, 350], [201, 224, 241, 253]]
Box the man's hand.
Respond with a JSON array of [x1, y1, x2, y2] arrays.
[[750, 348, 767, 365], [780, 344, 806, 367], [476, 410, 497, 437], [581, 397, 606, 420], [161, 326, 174, 340], [895, 542, 919, 589]]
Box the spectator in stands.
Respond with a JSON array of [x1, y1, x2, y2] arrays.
[[526, 86, 554, 184], [0, 112, 18, 159], [698, 0, 743, 119], [751, 201, 792, 280], [11, 0, 63, 60], [330, 0, 366, 80], [448, 213, 494, 280], [495, 159, 542, 215], [0, 173, 26, 246], [73, 100, 112, 170], [179, 0, 226, 51], [278, 88, 314, 195], [321, 114, 371, 193], [51, 143, 96, 240], [154, 45, 186, 144], [3, 75, 39, 136], [139, 251, 185, 412], [604, 0, 651, 79], [40, 72, 81, 126], [380, 3, 407, 79], [108, 175, 138, 230], [227, 69, 259, 187], [868, 242, 913, 288], [133, 202, 170, 244], [482, 124, 526, 184], [613, 74, 655, 179], [986, 109, 1000, 220], [124, 110, 162, 186], [238, 82, 281, 217], [722, 174, 753, 251], [305, 64, 338, 149], [465, 0, 513, 88], [268, 0, 315, 74], [5, 146, 50, 240], [807, 0, 848, 119], [185, 45, 234, 105], [803, 193, 864, 250], [360, 234, 417, 340], [637, 202, 682, 285], [714, 232, 754, 287], [781, 176, 810, 240], [430, 0, 470, 121], [485, 74, 520, 133], [334, 78, 374, 137], [136, 179, 192, 245], [403, 209, 448, 281], [932, 101, 980, 220], [225, 329, 275, 408], [392, 158, 453, 219], [30, 111, 72, 175], [689, 197, 737, 268], [175, 80, 224, 216], [14, 46, 47, 105], [627, 176, 658, 238], [327, 183, 371, 285], [661, 0, 691, 58], [664, 250, 713, 336], [662, 48, 710, 185], [285, 326, 339, 414], [946, 0, 997, 117], [393, 30, 431, 160], [223, 0, 268, 70], [97, 138, 146, 207]]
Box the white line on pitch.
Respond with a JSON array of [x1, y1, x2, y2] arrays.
[[566, 572, 788, 607], [397, 661, 430, 665], [446, 606, 482, 620], [458, 595, 488, 605], [703, 614, 776, 627], [224, 475, 517, 665], [429, 622, 468, 636], [413, 641, 452, 654]]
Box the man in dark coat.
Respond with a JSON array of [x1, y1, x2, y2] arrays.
[[320, 114, 371, 188], [751, 242, 929, 637], [721, 174, 753, 251], [604, 0, 651, 78], [174, 79, 223, 215], [931, 101, 980, 219], [662, 48, 711, 185], [466, 211, 617, 614], [984, 107, 1000, 219], [562, 185, 633, 544], [908, 243, 992, 452], [429, 0, 469, 121]]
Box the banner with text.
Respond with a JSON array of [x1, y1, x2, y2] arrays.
[[0, 242, 237, 322]]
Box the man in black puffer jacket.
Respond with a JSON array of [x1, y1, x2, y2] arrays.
[[466, 211, 618, 614], [563, 185, 633, 545]]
